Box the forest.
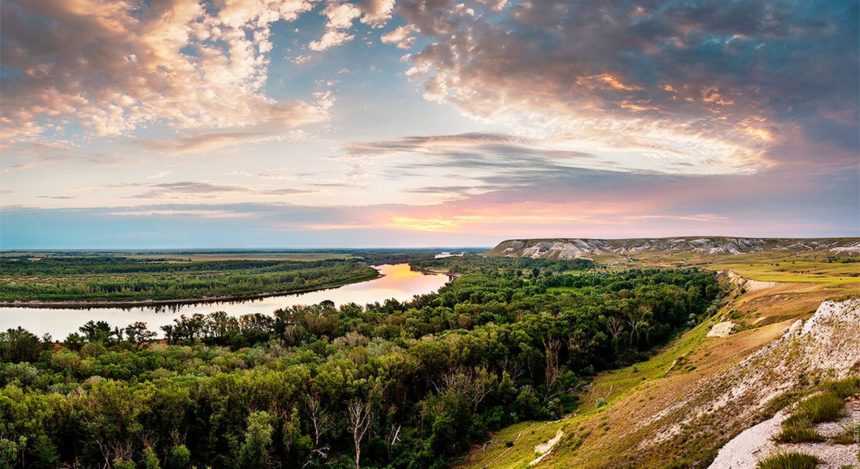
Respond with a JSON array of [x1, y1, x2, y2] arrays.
[[0, 257, 379, 303], [0, 258, 722, 468]]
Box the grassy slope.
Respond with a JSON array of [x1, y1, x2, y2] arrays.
[[652, 251, 859, 284], [459, 251, 859, 469]]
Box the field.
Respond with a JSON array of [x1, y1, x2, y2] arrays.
[[611, 250, 860, 284], [459, 250, 860, 468], [0, 254, 380, 304]]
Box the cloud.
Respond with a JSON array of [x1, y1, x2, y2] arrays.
[[107, 209, 255, 219], [4, 156, 856, 250], [132, 181, 312, 200], [1, 141, 122, 172], [397, 0, 859, 172], [358, 0, 396, 26], [309, 30, 357, 51], [0, 0, 326, 143], [309, 2, 362, 51], [146, 170, 174, 180], [309, 0, 399, 51], [138, 129, 311, 155], [381, 25, 418, 48], [340, 132, 607, 187]]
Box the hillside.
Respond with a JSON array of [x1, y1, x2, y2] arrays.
[[462, 244, 860, 468], [487, 237, 860, 260]]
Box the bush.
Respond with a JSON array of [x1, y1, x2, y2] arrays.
[[776, 391, 844, 443], [757, 452, 819, 469], [831, 422, 860, 445], [794, 392, 844, 424], [775, 417, 823, 443], [113, 458, 136, 469], [167, 445, 191, 469], [143, 447, 161, 469], [825, 377, 860, 399]]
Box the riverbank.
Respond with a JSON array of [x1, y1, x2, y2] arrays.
[[0, 257, 380, 306], [408, 264, 460, 280], [0, 270, 380, 309], [0, 264, 450, 340]]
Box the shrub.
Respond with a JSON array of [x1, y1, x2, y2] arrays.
[[794, 392, 844, 424], [825, 377, 860, 399], [113, 458, 136, 469], [757, 452, 819, 469], [776, 391, 844, 444], [142, 447, 161, 469], [831, 422, 860, 445], [775, 417, 823, 443], [167, 445, 191, 469]]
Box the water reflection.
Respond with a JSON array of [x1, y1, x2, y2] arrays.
[[0, 264, 448, 339]]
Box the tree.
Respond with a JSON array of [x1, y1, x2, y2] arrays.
[[306, 394, 330, 464], [63, 332, 86, 351], [543, 337, 561, 401], [0, 327, 43, 363], [238, 411, 274, 469], [79, 320, 115, 344], [347, 398, 373, 469], [142, 447, 161, 469], [167, 444, 190, 469], [606, 316, 625, 353], [124, 322, 156, 348]]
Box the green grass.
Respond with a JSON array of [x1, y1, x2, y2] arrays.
[[456, 419, 567, 469], [578, 317, 713, 410], [793, 392, 845, 424], [704, 255, 860, 284], [776, 389, 847, 443], [831, 422, 860, 445], [757, 452, 819, 469], [761, 389, 813, 419], [775, 417, 824, 443], [824, 376, 860, 399]]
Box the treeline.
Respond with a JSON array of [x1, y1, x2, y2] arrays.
[[0, 263, 721, 468], [412, 254, 595, 275], [0, 258, 379, 302]]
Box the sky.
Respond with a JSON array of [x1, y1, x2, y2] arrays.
[[0, 0, 858, 249]]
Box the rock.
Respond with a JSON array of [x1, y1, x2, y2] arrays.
[[707, 321, 738, 337]]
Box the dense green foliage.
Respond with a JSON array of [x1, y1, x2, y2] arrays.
[[0, 261, 719, 468], [412, 254, 594, 275], [0, 257, 379, 302]]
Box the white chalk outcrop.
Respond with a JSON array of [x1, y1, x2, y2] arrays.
[[487, 238, 860, 260], [704, 298, 860, 468]]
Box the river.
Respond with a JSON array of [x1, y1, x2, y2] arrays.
[[0, 264, 449, 339]]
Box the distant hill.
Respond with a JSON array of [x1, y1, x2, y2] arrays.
[[486, 237, 860, 259]]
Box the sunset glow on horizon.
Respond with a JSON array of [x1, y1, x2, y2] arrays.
[[1, 0, 858, 248]]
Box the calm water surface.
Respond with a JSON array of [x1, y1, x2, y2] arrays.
[[0, 264, 448, 339]]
